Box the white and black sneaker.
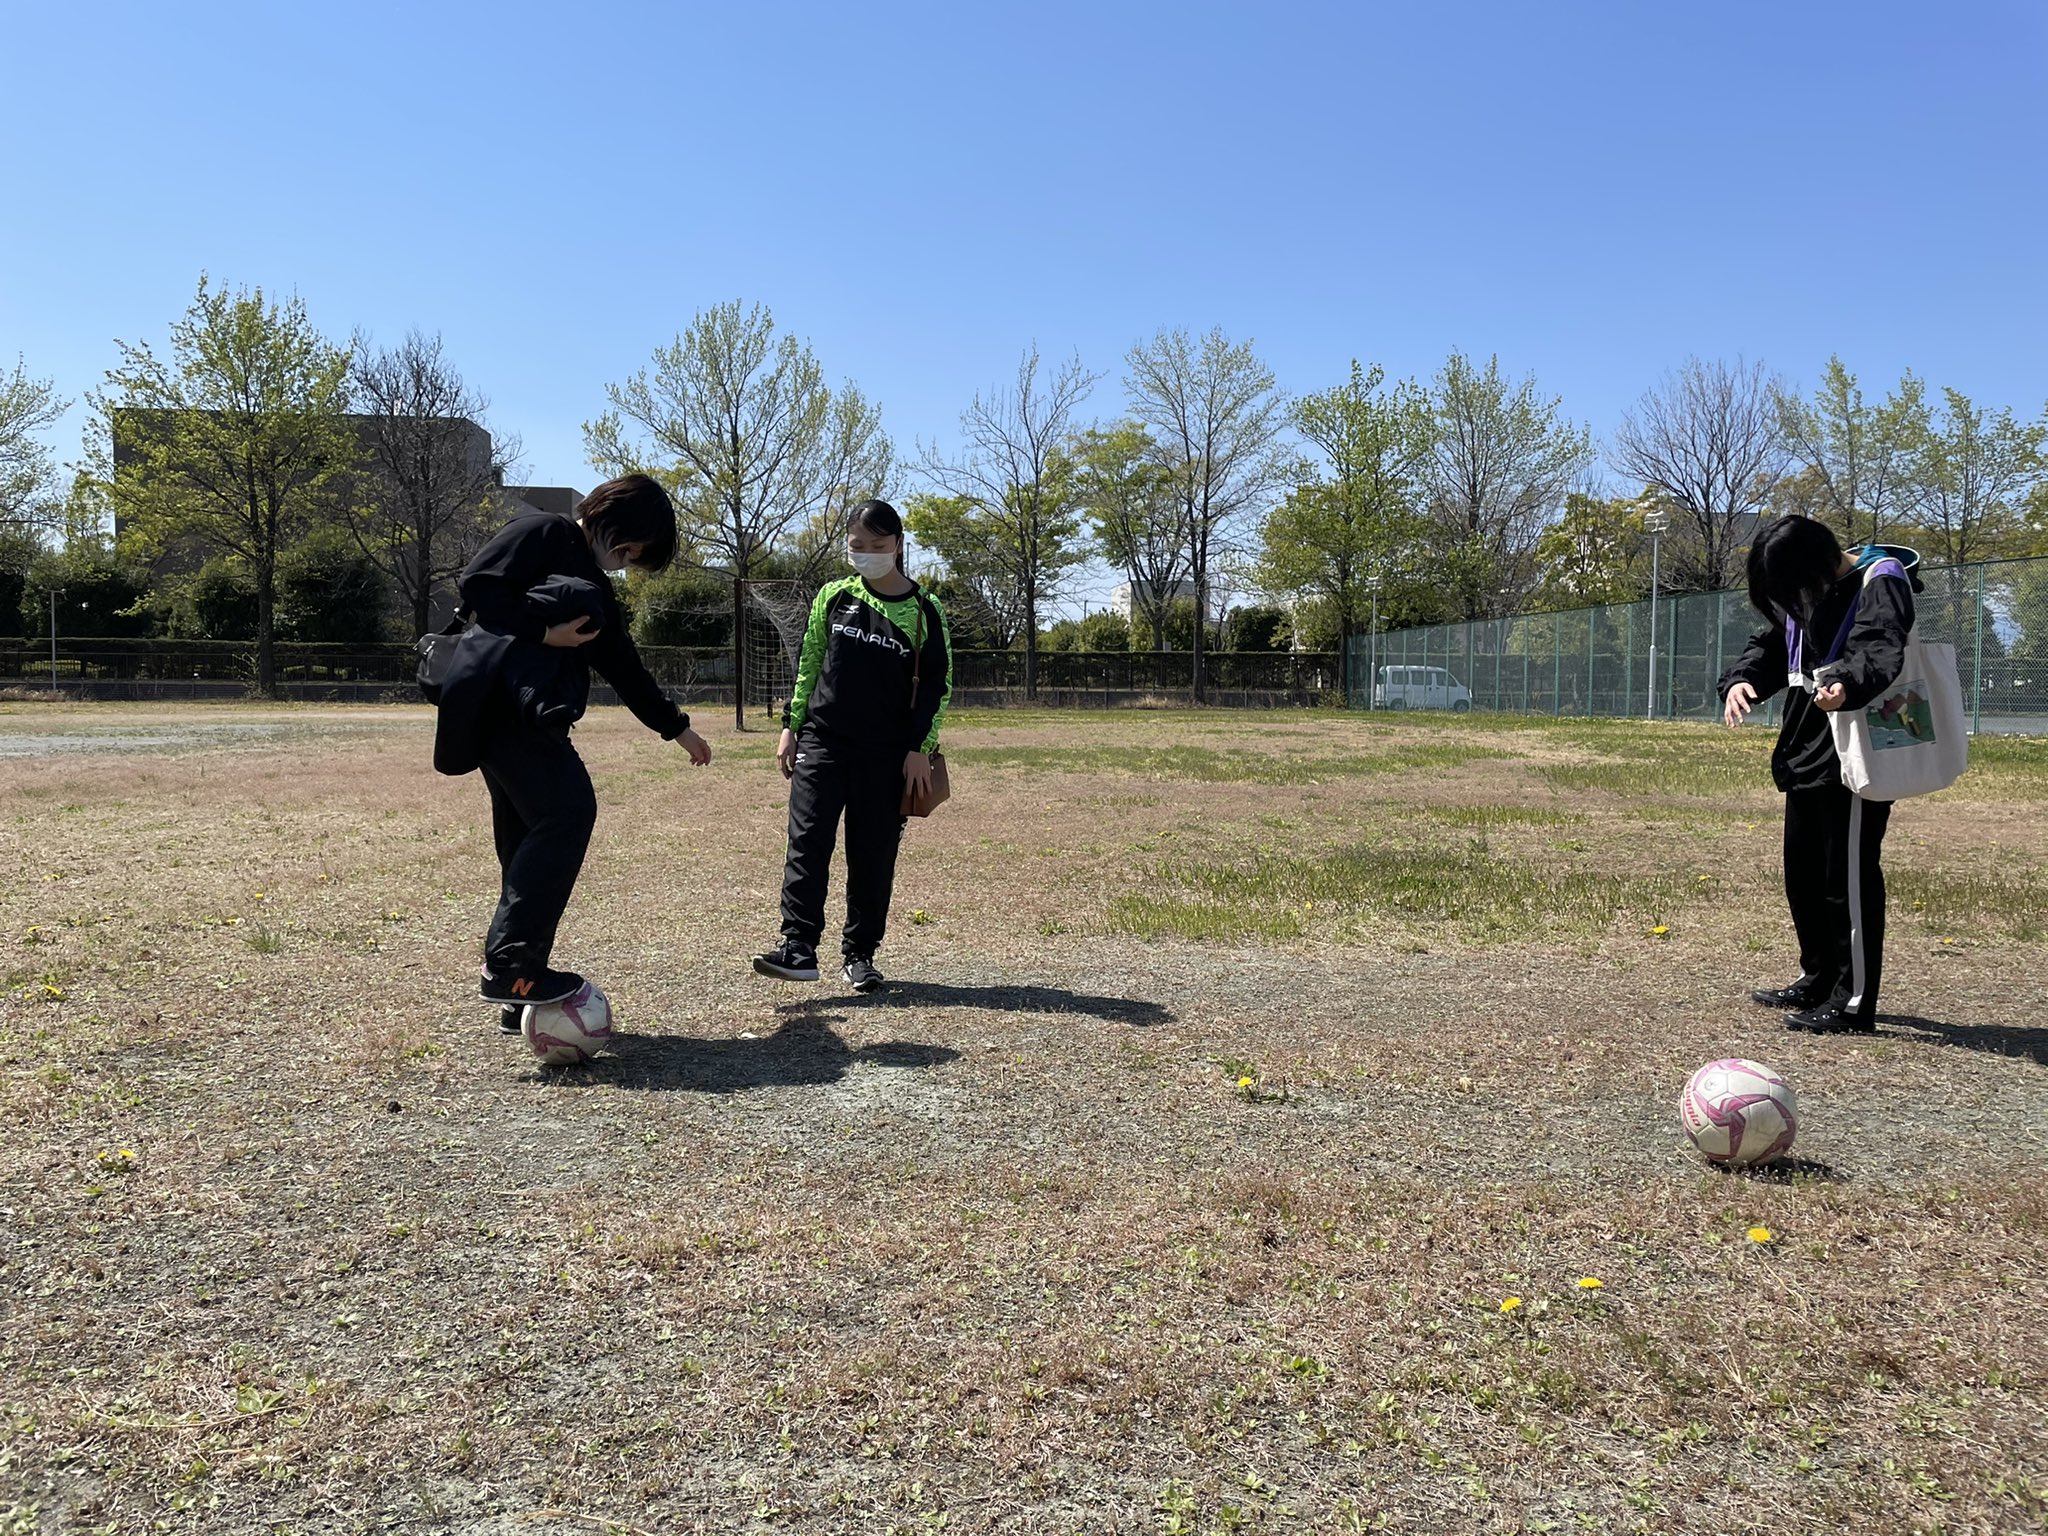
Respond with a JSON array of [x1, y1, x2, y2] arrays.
[[499, 1006, 524, 1035], [844, 955, 886, 994], [752, 943, 820, 982]]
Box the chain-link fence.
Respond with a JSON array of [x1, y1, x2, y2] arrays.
[[1344, 554, 2048, 733]]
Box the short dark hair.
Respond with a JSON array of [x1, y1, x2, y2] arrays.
[[1747, 515, 1845, 622], [849, 498, 905, 574], [578, 474, 678, 572]]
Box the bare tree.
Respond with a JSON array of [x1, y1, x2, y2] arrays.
[[1611, 357, 1786, 591], [1, 356, 68, 534], [1072, 422, 1187, 653], [587, 301, 891, 728], [1426, 351, 1594, 617], [347, 329, 519, 635], [1772, 357, 1927, 548], [914, 348, 1096, 698], [1124, 327, 1289, 699]]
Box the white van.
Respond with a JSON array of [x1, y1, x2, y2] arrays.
[[1374, 665, 1472, 711]]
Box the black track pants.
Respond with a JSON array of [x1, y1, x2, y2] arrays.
[[1783, 782, 1893, 1019], [779, 731, 905, 961], [478, 727, 597, 977]]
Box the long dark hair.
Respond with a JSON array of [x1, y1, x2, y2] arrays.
[[1747, 515, 1845, 623], [578, 474, 678, 572], [849, 498, 906, 575]]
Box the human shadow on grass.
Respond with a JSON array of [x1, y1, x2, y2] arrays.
[[829, 979, 1175, 1028], [1879, 1014, 2048, 1068], [579, 1008, 959, 1095]]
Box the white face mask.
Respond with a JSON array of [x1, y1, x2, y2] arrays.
[[848, 549, 897, 580]]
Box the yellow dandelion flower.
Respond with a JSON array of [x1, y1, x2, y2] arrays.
[[1576, 1277, 1603, 1290], [1747, 1226, 1773, 1244], [1237, 1075, 1254, 1090], [1649, 925, 1671, 937], [1500, 1296, 1522, 1313]]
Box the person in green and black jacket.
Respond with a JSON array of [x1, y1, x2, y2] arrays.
[[753, 499, 951, 994]]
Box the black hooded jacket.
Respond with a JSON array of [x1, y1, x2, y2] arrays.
[[1716, 553, 1918, 793], [430, 512, 689, 776]]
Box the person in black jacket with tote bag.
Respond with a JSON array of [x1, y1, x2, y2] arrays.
[[1719, 516, 1917, 1035], [450, 475, 711, 1017]]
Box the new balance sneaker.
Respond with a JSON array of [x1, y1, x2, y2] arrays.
[[843, 955, 886, 994], [479, 966, 584, 1007], [1751, 977, 1829, 1010], [1786, 1002, 1877, 1034], [499, 1005, 524, 1035], [752, 943, 820, 982]]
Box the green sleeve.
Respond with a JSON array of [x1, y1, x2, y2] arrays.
[[782, 584, 836, 734], [918, 594, 954, 754]]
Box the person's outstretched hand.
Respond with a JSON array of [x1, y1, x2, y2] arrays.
[[777, 728, 798, 781], [674, 727, 712, 766], [1723, 681, 1757, 728]]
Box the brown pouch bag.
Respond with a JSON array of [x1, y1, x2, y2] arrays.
[[900, 594, 951, 818]]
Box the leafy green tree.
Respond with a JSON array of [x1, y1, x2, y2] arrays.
[[1040, 610, 1133, 653], [2012, 563, 2048, 658], [1534, 492, 1652, 608], [1426, 351, 1594, 617], [624, 564, 732, 648], [1223, 603, 1291, 652], [586, 300, 891, 727], [1072, 423, 1186, 656], [22, 540, 152, 638], [0, 357, 67, 534], [1773, 357, 1927, 548], [1259, 361, 1433, 659], [0, 527, 40, 638], [1905, 388, 2046, 567], [93, 277, 357, 694], [914, 348, 1095, 698], [277, 526, 388, 642], [1132, 597, 1200, 651], [186, 556, 259, 639], [1125, 328, 1290, 698], [902, 492, 1032, 648]]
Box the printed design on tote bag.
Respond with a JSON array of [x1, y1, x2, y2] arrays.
[[1867, 679, 1935, 750]]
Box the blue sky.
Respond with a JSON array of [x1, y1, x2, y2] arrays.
[[3, 0, 2044, 605]]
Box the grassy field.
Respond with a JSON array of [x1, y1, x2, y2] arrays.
[[3, 700, 2046, 1535]]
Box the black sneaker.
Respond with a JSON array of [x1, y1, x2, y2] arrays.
[[499, 1006, 524, 1035], [844, 955, 886, 994], [752, 943, 820, 982], [479, 966, 584, 1007], [1787, 1002, 1877, 1034], [1752, 977, 1828, 1010]]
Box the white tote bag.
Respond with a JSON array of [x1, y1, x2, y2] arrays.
[[1822, 565, 1968, 801]]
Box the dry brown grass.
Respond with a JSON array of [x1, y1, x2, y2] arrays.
[[3, 700, 2047, 1535]]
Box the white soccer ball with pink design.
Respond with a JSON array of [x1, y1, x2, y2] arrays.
[[521, 981, 613, 1066], [1679, 1058, 1797, 1167]]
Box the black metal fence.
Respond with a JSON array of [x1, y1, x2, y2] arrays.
[[1, 638, 1342, 706]]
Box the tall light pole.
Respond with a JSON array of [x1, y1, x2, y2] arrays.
[[1367, 570, 1384, 710], [1644, 506, 1670, 720]]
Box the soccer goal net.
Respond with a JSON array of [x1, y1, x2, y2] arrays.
[[740, 580, 817, 725]]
